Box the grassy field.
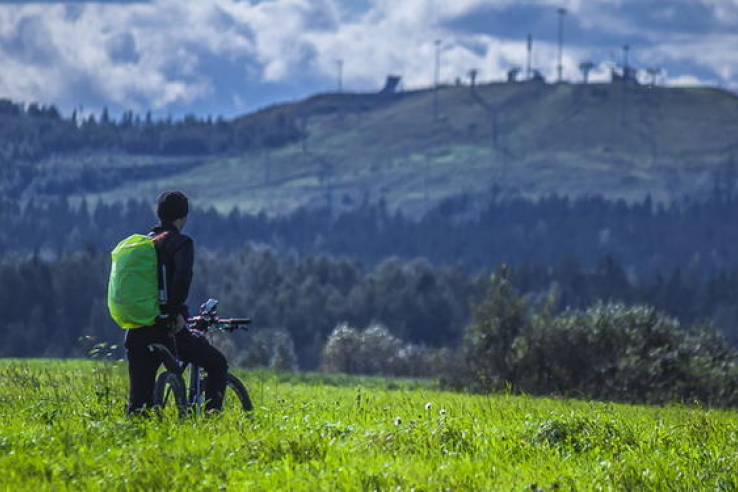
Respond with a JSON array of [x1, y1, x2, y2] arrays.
[[2, 359, 738, 491]]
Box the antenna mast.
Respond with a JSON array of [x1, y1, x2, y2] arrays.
[[336, 59, 344, 92], [622, 45, 630, 74], [557, 8, 567, 83], [526, 34, 532, 80], [433, 39, 442, 121]]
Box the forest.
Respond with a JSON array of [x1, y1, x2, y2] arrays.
[[4, 224, 738, 369], [4, 186, 738, 274], [0, 99, 302, 162]]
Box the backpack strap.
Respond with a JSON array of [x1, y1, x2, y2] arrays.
[[150, 231, 171, 307]]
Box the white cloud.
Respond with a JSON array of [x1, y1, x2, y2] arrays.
[[0, 0, 734, 114], [665, 73, 708, 86], [701, 0, 738, 24]]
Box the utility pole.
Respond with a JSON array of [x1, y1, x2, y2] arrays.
[[620, 45, 630, 127], [336, 59, 344, 92], [301, 117, 308, 156], [526, 34, 532, 80], [622, 45, 630, 75], [557, 8, 567, 83], [433, 39, 441, 121]]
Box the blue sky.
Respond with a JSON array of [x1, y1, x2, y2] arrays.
[[0, 0, 736, 118]]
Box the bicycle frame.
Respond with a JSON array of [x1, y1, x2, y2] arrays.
[[187, 363, 205, 414], [149, 345, 225, 415], [150, 298, 251, 415]]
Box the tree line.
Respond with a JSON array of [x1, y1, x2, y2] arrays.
[[4, 190, 738, 276], [4, 246, 738, 367], [0, 99, 302, 163], [0, 248, 477, 368], [317, 269, 738, 407]]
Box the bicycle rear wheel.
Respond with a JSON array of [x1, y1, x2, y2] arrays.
[[222, 373, 253, 412], [153, 371, 187, 418]]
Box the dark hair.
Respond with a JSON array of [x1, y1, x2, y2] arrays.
[[157, 191, 189, 223]]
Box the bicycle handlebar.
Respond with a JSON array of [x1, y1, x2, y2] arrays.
[[220, 318, 251, 325], [172, 298, 251, 333], [186, 315, 251, 333]]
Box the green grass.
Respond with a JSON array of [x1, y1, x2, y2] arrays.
[[2, 360, 738, 490]]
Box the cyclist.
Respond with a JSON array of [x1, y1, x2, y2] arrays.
[[124, 191, 228, 414]]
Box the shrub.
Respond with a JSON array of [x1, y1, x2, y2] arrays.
[[240, 329, 297, 371], [321, 323, 402, 376], [455, 267, 738, 406], [457, 266, 527, 391], [270, 330, 298, 371], [240, 330, 273, 368], [321, 322, 454, 377], [390, 345, 455, 378], [321, 324, 362, 374], [357, 324, 403, 375]]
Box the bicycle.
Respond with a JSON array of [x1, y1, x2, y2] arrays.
[[148, 298, 253, 417]]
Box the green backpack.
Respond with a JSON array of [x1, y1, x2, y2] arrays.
[[107, 233, 168, 329]]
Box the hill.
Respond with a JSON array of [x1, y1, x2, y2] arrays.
[[7, 82, 738, 215]]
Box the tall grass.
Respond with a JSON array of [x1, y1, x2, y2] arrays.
[[1, 359, 737, 491]]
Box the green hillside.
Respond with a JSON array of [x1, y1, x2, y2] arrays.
[[24, 82, 738, 215]]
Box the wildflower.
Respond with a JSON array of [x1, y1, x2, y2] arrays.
[[439, 409, 447, 416], [424, 402, 432, 410], [394, 417, 402, 425]]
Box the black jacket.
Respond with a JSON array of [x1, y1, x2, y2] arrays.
[[150, 222, 194, 318]]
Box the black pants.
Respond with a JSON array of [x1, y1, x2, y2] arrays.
[[125, 324, 228, 413]]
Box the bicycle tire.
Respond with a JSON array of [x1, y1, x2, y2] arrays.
[[223, 373, 253, 412], [153, 371, 187, 418]]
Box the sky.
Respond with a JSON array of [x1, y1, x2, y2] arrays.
[[0, 0, 736, 118]]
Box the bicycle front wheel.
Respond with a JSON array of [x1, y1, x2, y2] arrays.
[[153, 371, 187, 418], [222, 373, 253, 412]]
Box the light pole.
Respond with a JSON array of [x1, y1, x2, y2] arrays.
[[526, 34, 532, 80], [620, 45, 630, 126], [433, 39, 441, 121], [557, 8, 567, 83], [622, 45, 630, 75], [337, 59, 344, 93]]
